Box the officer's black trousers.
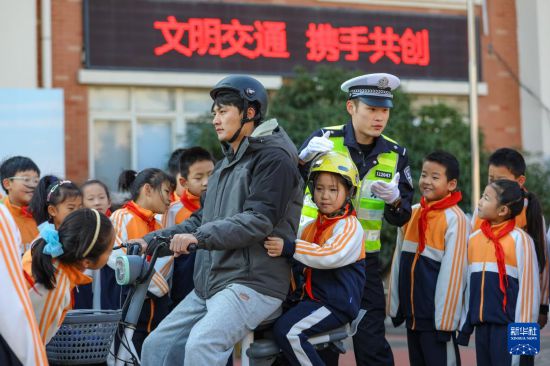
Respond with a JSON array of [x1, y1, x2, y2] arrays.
[[353, 253, 395, 366]]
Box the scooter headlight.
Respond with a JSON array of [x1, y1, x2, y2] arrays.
[[115, 256, 130, 285]]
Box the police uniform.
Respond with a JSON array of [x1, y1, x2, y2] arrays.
[[299, 73, 414, 366]]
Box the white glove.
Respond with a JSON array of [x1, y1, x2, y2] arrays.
[[299, 131, 334, 163], [371, 172, 400, 204]]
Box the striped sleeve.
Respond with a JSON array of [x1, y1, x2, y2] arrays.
[[515, 229, 540, 323], [29, 271, 72, 344], [108, 209, 130, 269], [148, 257, 174, 297], [387, 224, 405, 318], [434, 207, 470, 331], [293, 216, 364, 270], [0, 206, 48, 365]]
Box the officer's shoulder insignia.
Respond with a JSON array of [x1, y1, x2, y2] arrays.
[[323, 126, 344, 137]]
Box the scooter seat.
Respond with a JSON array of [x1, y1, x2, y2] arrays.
[[246, 309, 366, 359]]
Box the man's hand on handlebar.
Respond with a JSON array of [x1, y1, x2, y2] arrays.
[[126, 238, 148, 253], [171, 234, 198, 257]]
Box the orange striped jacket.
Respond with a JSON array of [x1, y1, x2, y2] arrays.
[[0, 205, 48, 365], [22, 250, 92, 345], [387, 201, 470, 332], [110, 203, 173, 297], [472, 203, 549, 309], [459, 222, 540, 341], [162, 189, 200, 228], [4, 198, 38, 254], [291, 214, 366, 321]]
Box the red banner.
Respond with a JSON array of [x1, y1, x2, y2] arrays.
[[153, 16, 429, 66]]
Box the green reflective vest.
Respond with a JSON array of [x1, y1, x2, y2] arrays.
[[300, 125, 399, 253]]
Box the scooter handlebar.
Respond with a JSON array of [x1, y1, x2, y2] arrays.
[[145, 235, 198, 256]]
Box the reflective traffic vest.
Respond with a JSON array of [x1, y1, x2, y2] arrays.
[[300, 125, 399, 253]]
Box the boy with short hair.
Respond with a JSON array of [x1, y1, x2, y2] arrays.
[[162, 147, 215, 228], [0, 156, 40, 252], [387, 151, 470, 366], [471, 147, 549, 327], [163, 147, 215, 308]]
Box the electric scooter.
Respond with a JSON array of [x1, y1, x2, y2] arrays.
[[111, 235, 189, 365], [114, 236, 365, 365]]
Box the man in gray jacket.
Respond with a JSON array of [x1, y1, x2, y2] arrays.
[[141, 75, 303, 366]]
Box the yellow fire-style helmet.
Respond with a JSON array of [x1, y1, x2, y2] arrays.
[[308, 151, 359, 198]]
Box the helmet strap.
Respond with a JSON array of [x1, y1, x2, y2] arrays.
[[227, 100, 256, 144]]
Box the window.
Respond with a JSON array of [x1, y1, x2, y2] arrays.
[[93, 119, 131, 190], [137, 119, 173, 171], [89, 87, 211, 191]]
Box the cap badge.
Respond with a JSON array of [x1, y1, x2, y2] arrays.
[[377, 77, 389, 89], [245, 88, 256, 96]]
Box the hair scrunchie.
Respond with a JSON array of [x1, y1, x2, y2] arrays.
[[39, 222, 64, 258]]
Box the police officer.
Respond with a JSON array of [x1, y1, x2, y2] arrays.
[[298, 73, 414, 366]]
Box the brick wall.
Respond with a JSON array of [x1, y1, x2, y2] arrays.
[[478, 0, 522, 151], [50, 0, 88, 182]]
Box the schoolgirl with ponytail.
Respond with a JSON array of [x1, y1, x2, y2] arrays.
[[458, 180, 540, 366], [471, 147, 549, 328], [29, 175, 82, 229], [22, 208, 114, 344], [108, 168, 175, 356]]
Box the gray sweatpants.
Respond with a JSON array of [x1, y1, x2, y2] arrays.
[[141, 283, 282, 366]]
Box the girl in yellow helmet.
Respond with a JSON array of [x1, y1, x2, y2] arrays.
[[264, 151, 366, 365]]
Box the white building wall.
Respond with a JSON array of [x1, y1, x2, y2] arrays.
[[517, 0, 550, 157], [0, 1, 37, 88]]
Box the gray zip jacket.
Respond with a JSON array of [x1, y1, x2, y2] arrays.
[[146, 119, 303, 300]]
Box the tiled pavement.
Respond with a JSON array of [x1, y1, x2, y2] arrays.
[[236, 319, 550, 365], [336, 319, 550, 365]]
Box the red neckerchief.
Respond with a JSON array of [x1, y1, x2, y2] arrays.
[[21, 205, 33, 218], [312, 204, 355, 243], [305, 204, 355, 301], [418, 191, 462, 254], [6, 199, 33, 219], [123, 201, 157, 232], [105, 208, 112, 217], [480, 218, 516, 312], [180, 190, 200, 213]]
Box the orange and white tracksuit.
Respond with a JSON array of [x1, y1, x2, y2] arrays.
[[3, 198, 38, 255], [458, 221, 539, 365], [273, 211, 366, 366], [22, 250, 92, 345], [162, 189, 200, 228], [0, 205, 47, 365], [110, 202, 173, 297], [387, 199, 469, 365], [472, 202, 549, 317]]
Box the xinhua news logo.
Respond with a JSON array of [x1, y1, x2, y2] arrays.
[[508, 323, 540, 356]]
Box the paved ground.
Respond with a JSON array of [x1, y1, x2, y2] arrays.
[[236, 318, 550, 365], [334, 319, 550, 365]]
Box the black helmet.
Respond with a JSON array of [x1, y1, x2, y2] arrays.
[[210, 75, 268, 121]]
